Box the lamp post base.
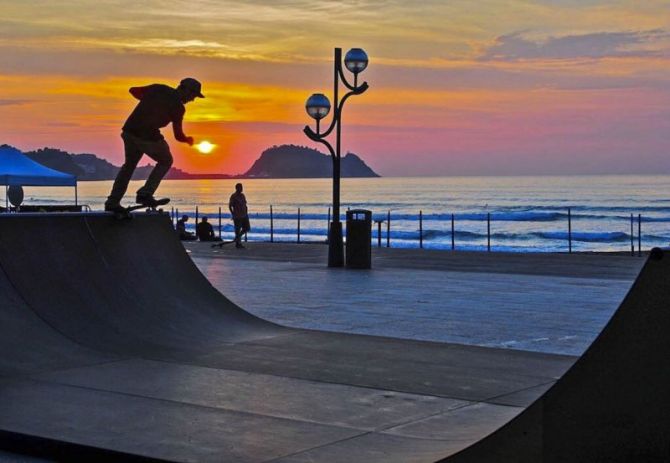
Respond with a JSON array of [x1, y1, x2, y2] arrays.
[[328, 221, 344, 267]]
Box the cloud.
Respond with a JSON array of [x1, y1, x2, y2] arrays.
[[0, 99, 32, 106], [480, 30, 670, 61]]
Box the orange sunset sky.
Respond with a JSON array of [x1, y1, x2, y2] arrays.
[[1, 1, 669, 176]]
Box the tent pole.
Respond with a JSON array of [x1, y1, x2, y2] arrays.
[[5, 185, 7, 212], [75, 185, 78, 206]]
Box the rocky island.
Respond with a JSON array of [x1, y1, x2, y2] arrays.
[[243, 145, 379, 178]]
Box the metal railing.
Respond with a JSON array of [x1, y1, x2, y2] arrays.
[[172, 205, 652, 256]]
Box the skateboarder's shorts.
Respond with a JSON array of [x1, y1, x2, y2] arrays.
[[234, 217, 251, 232]]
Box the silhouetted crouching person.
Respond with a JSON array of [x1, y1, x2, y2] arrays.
[[229, 183, 250, 249], [104, 78, 204, 211], [176, 215, 196, 241], [196, 217, 221, 242]]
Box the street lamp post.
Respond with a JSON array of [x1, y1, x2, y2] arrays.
[[304, 47, 369, 267]]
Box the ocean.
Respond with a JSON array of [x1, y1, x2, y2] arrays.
[[11, 175, 670, 252]]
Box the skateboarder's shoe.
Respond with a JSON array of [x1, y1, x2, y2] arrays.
[[104, 203, 124, 213], [135, 194, 160, 207]]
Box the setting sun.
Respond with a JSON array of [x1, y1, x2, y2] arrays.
[[195, 140, 216, 154]]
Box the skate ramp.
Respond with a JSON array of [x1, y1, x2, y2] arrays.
[[0, 212, 666, 462], [441, 247, 670, 462], [0, 213, 284, 359], [0, 246, 113, 376]]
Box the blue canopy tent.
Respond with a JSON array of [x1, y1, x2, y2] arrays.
[[0, 146, 78, 210]]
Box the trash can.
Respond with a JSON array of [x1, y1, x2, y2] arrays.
[[346, 209, 372, 269]]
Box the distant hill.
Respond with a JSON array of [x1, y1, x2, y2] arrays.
[[21, 147, 120, 180], [71, 152, 119, 180], [3, 143, 378, 180], [244, 145, 379, 178], [24, 147, 87, 178], [20, 147, 230, 180]]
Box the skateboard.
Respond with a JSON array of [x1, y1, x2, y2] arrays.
[[113, 198, 170, 220], [211, 240, 236, 248]]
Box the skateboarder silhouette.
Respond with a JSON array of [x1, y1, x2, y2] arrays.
[[104, 78, 204, 212]]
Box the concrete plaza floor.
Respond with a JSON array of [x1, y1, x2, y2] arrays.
[[0, 239, 647, 462], [186, 242, 644, 356]]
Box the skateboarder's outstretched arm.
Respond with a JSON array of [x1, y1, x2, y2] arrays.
[[172, 117, 194, 146]]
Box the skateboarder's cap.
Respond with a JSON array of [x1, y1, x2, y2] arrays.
[[180, 78, 204, 98]]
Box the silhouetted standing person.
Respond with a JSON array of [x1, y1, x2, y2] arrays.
[[196, 216, 220, 242], [105, 78, 204, 211], [229, 183, 250, 249]]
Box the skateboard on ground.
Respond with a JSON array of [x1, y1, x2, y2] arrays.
[[211, 240, 237, 248], [113, 198, 170, 220]]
